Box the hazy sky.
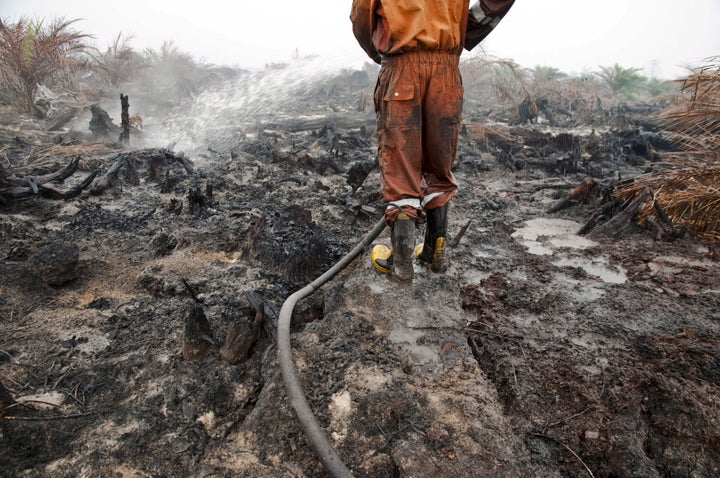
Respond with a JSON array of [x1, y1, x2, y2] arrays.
[[4, 0, 719, 79]]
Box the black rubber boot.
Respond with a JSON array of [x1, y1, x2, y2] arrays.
[[416, 204, 448, 273], [370, 212, 415, 281], [390, 212, 415, 281]]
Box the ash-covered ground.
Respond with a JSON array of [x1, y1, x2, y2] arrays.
[[1, 67, 719, 477]]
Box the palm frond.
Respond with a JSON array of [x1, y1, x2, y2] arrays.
[[614, 58, 720, 241]]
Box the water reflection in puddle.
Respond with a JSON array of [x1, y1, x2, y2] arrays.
[[553, 256, 627, 284], [511, 218, 595, 255], [512, 217, 627, 285]]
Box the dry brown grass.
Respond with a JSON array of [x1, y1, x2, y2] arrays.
[[615, 57, 720, 241], [11, 142, 115, 174], [464, 123, 515, 142]]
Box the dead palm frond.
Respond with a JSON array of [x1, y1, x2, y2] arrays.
[[87, 32, 145, 88], [0, 16, 91, 113], [461, 54, 530, 118], [614, 160, 720, 241], [614, 57, 720, 241], [658, 56, 720, 157]]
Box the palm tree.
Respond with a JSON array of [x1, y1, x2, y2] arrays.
[[596, 63, 646, 100], [0, 17, 90, 113], [87, 32, 144, 89], [529, 65, 567, 83], [142, 40, 202, 100]]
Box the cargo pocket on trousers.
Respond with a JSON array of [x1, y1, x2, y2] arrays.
[[382, 83, 417, 127], [384, 83, 414, 102]]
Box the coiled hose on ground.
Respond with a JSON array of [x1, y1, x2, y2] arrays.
[[277, 216, 387, 478]]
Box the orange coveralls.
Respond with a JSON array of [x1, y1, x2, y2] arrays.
[[350, 0, 515, 223]]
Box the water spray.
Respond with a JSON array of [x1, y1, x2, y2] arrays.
[[153, 55, 370, 153]]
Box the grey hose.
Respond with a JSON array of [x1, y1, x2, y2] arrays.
[[277, 216, 387, 478]]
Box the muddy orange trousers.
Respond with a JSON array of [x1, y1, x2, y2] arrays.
[[374, 50, 463, 224]]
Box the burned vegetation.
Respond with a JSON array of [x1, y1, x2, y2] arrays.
[[1, 51, 720, 478]]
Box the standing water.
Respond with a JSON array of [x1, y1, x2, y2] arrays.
[[512, 218, 627, 284]]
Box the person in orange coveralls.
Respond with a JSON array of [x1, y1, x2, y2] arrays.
[[351, 0, 515, 281]]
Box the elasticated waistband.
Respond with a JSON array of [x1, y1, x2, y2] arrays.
[[380, 50, 460, 67]]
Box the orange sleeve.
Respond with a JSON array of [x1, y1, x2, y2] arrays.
[[350, 0, 382, 63]]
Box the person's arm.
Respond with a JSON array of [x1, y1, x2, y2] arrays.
[[350, 0, 381, 63], [465, 0, 515, 51]]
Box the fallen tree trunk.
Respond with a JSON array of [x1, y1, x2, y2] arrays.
[[0, 157, 80, 201], [266, 114, 375, 133], [86, 154, 128, 195], [85, 148, 195, 196]]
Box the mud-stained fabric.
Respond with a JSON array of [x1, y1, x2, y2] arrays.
[[350, 0, 515, 62], [375, 51, 463, 216], [350, 0, 515, 224]]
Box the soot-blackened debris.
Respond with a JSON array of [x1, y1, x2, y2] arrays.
[[346, 160, 376, 192], [242, 205, 333, 284], [150, 231, 179, 257], [28, 240, 80, 286], [219, 308, 262, 364], [68, 204, 154, 232], [182, 303, 216, 361]]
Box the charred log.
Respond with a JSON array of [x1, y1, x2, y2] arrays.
[[47, 108, 78, 132], [578, 199, 621, 236], [269, 115, 374, 133], [587, 190, 652, 239], [547, 179, 599, 213], [119, 94, 130, 143], [84, 149, 195, 197], [0, 157, 80, 201], [87, 154, 128, 195]]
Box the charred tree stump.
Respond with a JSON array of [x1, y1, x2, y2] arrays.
[[588, 189, 651, 239], [220, 308, 262, 364], [89, 105, 121, 139], [0, 380, 14, 416], [242, 206, 331, 284], [347, 160, 376, 192], [182, 304, 216, 361], [246, 290, 278, 341], [188, 186, 211, 214], [220, 290, 278, 364], [119, 94, 130, 144]]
